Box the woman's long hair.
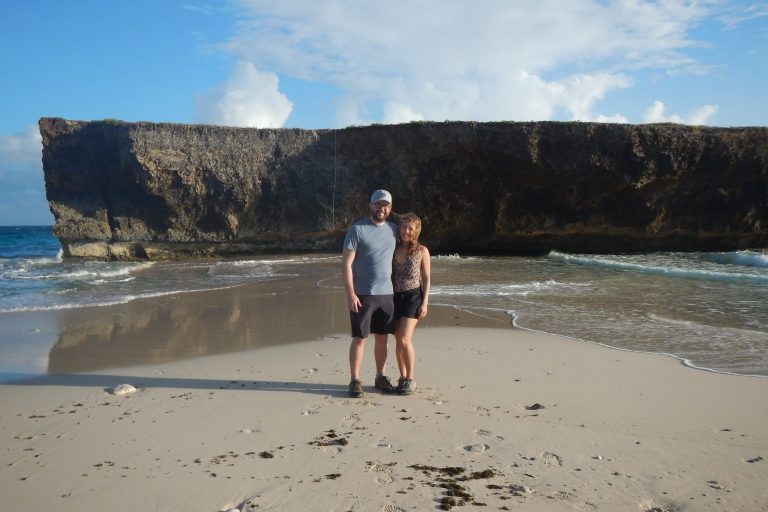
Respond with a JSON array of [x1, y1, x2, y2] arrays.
[[398, 212, 422, 255]]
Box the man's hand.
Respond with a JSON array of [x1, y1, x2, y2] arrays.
[[348, 294, 362, 313]]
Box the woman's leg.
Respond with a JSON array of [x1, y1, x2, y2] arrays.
[[394, 319, 406, 378], [395, 318, 418, 379]]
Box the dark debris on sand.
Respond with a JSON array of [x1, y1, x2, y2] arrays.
[[309, 429, 349, 447], [407, 464, 498, 510]]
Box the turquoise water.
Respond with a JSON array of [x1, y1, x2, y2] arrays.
[[1, 226, 766, 376]]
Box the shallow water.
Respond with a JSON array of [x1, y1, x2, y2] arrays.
[[427, 252, 768, 376], [1, 227, 767, 376]]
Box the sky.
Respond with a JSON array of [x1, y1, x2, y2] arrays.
[[0, 1, 766, 226]]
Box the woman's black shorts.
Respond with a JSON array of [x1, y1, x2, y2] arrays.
[[394, 287, 423, 320]]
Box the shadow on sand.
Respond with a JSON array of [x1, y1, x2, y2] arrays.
[[2, 372, 351, 397]]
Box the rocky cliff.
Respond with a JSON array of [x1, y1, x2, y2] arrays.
[[40, 117, 767, 259]]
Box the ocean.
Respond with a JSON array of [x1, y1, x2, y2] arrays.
[[1, 226, 767, 378]]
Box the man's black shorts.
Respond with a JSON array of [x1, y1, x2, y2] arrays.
[[350, 294, 395, 338], [394, 287, 423, 320]]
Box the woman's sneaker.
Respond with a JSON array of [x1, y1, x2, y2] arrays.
[[374, 375, 396, 394], [349, 379, 363, 398], [399, 378, 415, 395]]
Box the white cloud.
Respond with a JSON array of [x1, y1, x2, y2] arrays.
[[334, 96, 368, 127], [0, 124, 42, 171], [592, 113, 630, 124], [0, 124, 52, 225], [718, 3, 768, 29], [644, 101, 683, 123], [222, 0, 718, 125], [195, 60, 293, 128], [382, 103, 425, 125], [687, 104, 719, 125], [643, 100, 718, 125], [559, 73, 633, 122]]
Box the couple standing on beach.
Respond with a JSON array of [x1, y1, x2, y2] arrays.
[[342, 190, 432, 398]]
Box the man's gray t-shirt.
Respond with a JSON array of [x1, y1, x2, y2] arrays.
[[343, 218, 398, 295]]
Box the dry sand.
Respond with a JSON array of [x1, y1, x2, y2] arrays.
[[2, 305, 767, 511]]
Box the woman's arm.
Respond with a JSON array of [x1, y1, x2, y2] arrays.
[[418, 245, 431, 319]]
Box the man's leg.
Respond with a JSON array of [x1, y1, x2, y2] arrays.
[[373, 333, 388, 376], [373, 333, 397, 393], [371, 296, 396, 393], [349, 337, 366, 381]]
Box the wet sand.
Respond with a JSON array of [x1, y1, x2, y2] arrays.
[[1, 278, 767, 511], [2, 273, 507, 377]]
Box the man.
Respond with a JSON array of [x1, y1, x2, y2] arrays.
[[342, 189, 399, 398]]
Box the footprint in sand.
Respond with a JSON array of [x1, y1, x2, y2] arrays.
[[368, 462, 396, 484], [464, 443, 491, 453], [551, 490, 573, 501], [643, 504, 675, 512], [301, 401, 323, 416], [321, 445, 343, 455], [540, 451, 563, 467], [472, 405, 491, 416], [473, 429, 504, 440], [510, 484, 534, 496], [341, 412, 360, 427], [382, 505, 406, 512]]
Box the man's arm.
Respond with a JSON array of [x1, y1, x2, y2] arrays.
[[342, 248, 361, 313]]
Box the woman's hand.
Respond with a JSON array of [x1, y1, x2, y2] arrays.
[[418, 303, 428, 319]]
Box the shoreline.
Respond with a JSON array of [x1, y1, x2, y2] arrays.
[[3, 267, 767, 381], [3, 248, 767, 378], [0, 271, 513, 381], [512, 319, 768, 379]]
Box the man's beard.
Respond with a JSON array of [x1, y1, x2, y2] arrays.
[[371, 209, 389, 222]]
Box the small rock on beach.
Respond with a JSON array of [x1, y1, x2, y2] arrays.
[[110, 384, 137, 396]]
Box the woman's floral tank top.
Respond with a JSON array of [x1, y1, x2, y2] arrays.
[[393, 248, 422, 292]]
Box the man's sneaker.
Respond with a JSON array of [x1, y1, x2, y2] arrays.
[[349, 379, 363, 398], [374, 375, 396, 394], [399, 378, 415, 396], [396, 376, 407, 393]]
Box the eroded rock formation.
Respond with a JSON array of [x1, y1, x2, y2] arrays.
[[40, 117, 767, 259]]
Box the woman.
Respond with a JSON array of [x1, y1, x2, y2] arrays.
[[392, 212, 431, 395]]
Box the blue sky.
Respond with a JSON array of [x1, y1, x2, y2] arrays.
[[0, 1, 766, 226]]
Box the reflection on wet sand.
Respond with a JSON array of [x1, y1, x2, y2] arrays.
[[47, 273, 509, 374], [48, 277, 348, 373]]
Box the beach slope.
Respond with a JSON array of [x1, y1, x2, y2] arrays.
[[2, 326, 766, 511]]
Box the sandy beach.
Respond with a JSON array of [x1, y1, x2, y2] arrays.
[[1, 280, 767, 511]]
